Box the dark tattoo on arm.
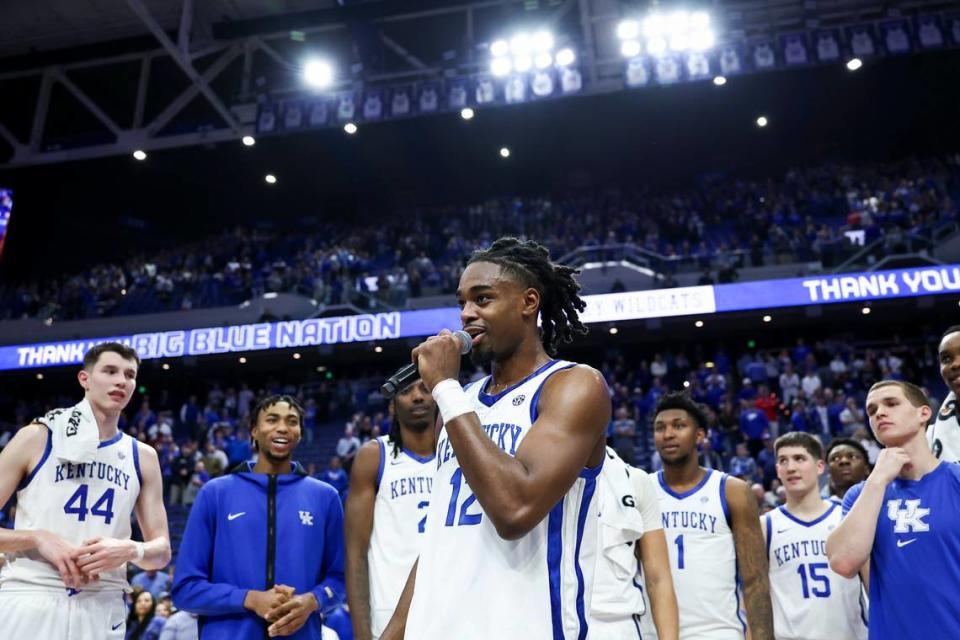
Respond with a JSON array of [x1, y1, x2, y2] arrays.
[[731, 480, 774, 640]]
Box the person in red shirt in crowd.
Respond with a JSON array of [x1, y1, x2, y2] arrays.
[[755, 384, 781, 437]]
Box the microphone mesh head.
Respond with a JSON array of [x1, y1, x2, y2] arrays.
[[454, 330, 473, 354]]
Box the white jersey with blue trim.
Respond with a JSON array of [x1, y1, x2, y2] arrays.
[[0, 428, 142, 592], [928, 391, 960, 462], [405, 359, 602, 640], [590, 448, 664, 639], [765, 504, 867, 640], [654, 469, 745, 640], [367, 435, 435, 639]]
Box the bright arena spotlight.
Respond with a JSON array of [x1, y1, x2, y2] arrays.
[[489, 28, 566, 76], [303, 58, 335, 89], [617, 9, 715, 58], [846, 57, 863, 71], [555, 47, 576, 66]]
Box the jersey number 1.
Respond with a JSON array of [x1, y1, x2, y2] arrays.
[[63, 484, 116, 524]]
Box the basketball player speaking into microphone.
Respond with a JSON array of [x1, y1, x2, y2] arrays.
[[380, 237, 611, 640]]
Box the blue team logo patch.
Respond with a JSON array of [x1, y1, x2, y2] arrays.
[[512, 395, 526, 406]]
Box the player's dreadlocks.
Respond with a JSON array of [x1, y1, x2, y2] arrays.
[[468, 237, 588, 356]]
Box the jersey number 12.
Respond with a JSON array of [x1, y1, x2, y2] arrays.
[[445, 469, 482, 527]]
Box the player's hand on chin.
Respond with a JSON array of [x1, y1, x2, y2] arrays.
[[265, 590, 319, 637], [411, 329, 463, 390], [869, 447, 911, 486], [34, 529, 88, 590], [71, 536, 137, 578]]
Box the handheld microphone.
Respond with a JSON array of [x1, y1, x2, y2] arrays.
[[380, 330, 473, 397]]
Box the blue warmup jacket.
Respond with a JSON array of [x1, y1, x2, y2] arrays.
[[172, 462, 345, 639]]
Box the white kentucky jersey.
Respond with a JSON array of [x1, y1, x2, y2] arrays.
[[590, 447, 663, 638], [654, 469, 745, 640], [928, 391, 960, 463], [765, 503, 867, 640], [367, 435, 435, 638], [0, 428, 142, 592], [405, 359, 602, 640]]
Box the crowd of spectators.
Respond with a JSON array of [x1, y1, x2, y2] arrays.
[[0, 328, 948, 636], [2, 154, 957, 321], [0, 328, 944, 515]]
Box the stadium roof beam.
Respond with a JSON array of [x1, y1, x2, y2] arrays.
[[0, 0, 519, 168], [124, 0, 241, 134], [2, 0, 949, 168], [379, 33, 429, 71]]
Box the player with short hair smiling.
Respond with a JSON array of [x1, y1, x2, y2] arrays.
[[828, 380, 960, 638], [763, 432, 867, 640], [172, 394, 345, 639]]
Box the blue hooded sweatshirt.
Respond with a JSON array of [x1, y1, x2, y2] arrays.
[[172, 462, 345, 639]]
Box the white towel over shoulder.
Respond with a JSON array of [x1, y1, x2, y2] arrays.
[[36, 398, 100, 464]]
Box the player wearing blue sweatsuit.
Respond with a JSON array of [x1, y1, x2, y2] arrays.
[[172, 461, 345, 639]]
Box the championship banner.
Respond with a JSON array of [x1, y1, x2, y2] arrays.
[[362, 88, 385, 121], [916, 15, 945, 48], [814, 29, 843, 62], [335, 91, 357, 122], [389, 86, 413, 118], [281, 100, 306, 131], [780, 33, 811, 66], [446, 78, 470, 110], [1, 265, 957, 372], [847, 24, 878, 57], [250, 12, 960, 133], [416, 82, 441, 114], [879, 19, 913, 54]]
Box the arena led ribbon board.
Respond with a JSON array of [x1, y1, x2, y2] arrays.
[[0, 264, 957, 371], [0, 189, 12, 260]]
